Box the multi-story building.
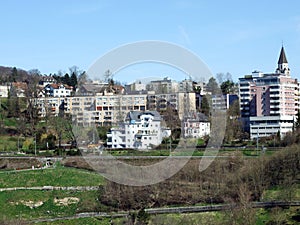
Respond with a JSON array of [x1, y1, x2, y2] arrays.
[[239, 46, 298, 139], [147, 77, 178, 94], [182, 112, 210, 138], [178, 79, 193, 92], [107, 111, 171, 149], [147, 92, 196, 120], [211, 94, 239, 111], [35, 93, 148, 127], [125, 81, 147, 92]]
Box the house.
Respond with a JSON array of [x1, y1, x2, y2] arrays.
[[182, 112, 210, 138], [11, 82, 27, 97], [0, 84, 10, 98], [107, 111, 171, 149], [44, 83, 72, 97], [38, 76, 56, 87]]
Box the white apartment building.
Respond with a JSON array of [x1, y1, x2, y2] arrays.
[[107, 111, 171, 149]]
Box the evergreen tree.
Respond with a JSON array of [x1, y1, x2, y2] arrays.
[[206, 77, 220, 95], [221, 80, 235, 94], [11, 67, 18, 82], [63, 73, 70, 85], [70, 72, 78, 90], [201, 95, 210, 116]]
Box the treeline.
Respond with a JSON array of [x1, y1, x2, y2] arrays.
[[96, 145, 300, 224], [0, 65, 86, 88]]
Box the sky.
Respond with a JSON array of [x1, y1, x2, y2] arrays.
[[1, 0, 300, 83]]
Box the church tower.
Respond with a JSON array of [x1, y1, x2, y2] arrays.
[[276, 46, 290, 76]]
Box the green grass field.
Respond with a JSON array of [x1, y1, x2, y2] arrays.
[[0, 135, 18, 151], [0, 190, 100, 221], [35, 217, 112, 225], [0, 165, 105, 188]]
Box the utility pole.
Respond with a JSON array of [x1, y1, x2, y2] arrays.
[[34, 133, 37, 156], [256, 131, 259, 156]]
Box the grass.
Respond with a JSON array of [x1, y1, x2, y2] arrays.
[[0, 165, 105, 188], [35, 217, 112, 225], [0, 135, 18, 151], [0, 190, 101, 221], [4, 118, 17, 127], [148, 212, 224, 225], [262, 184, 300, 201]]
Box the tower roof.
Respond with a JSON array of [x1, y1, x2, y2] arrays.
[[278, 46, 288, 64]]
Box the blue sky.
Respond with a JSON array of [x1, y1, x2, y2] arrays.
[[1, 0, 300, 83]]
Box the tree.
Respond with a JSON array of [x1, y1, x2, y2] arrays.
[[11, 67, 18, 82], [220, 80, 235, 95], [49, 116, 75, 149], [70, 72, 78, 90], [294, 109, 300, 130], [201, 95, 210, 116], [216, 72, 232, 84], [206, 77, 220, 95], [224, 100, 243, 143], [28, 69, 41, 76], [77, 71, 88, 86], [7, 89, 20, 118], [62, 73, 70, 85]]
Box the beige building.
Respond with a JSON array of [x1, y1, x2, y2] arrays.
[[147, 92, 196, 120], [35, 93, 148, 127]]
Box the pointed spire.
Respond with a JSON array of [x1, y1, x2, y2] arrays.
[[278, 46, 288, 64]]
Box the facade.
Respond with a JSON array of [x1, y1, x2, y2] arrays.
[[239, 46, 298, 139], [45, 84, 72, 97], [107, 111, 171, 149], [0, 85, 10, 98], [147, 92, 196, 120], [34, 97, 69, 118], [178, 79, 193, 92], [125, 81, 147, 92], [35, 93, 148, 126], [147, 77, 178, 94], [182, 113, 210, 138], [38, 76, 56, 87], [211, 94, 239, 111], [11, 82, 27, 97]]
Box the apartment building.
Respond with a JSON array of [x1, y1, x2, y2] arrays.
[[107, 111, 171, 149], [147, 92, 196, 120], [239, 46, 298, 139], [35, 93, 148, 127], [147, 77, 179, 94], [211, 94, 239, 111]]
